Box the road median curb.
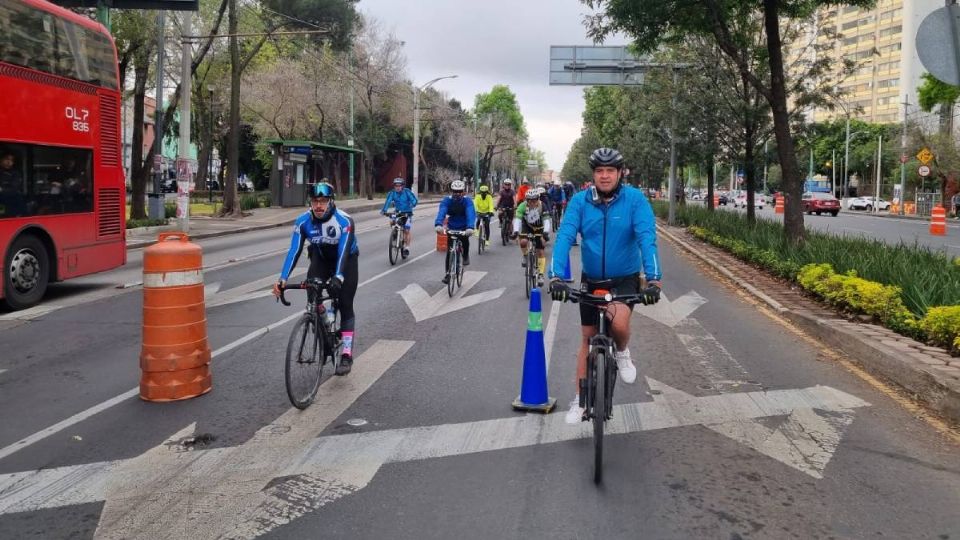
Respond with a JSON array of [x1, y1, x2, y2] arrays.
[[657, 223, 960, 425]]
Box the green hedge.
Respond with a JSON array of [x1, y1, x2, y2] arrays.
[[655, 201, 960, 314]]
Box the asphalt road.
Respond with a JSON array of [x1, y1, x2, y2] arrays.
[[716, 202, 960, 258], [0, 208, 958, 539]]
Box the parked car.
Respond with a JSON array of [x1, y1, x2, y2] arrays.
[[717, 192, 729, 205], [848, 196, 890, 211], [690, 192, 703, 200], [733, 192, 765, 210], [802, 192, 840, 216], [159, 179, 178, 194]]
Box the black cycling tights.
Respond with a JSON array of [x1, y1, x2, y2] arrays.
[[308, 253, 359, 332]]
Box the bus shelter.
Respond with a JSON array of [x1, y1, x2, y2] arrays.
[[264, 139, 362, 207]]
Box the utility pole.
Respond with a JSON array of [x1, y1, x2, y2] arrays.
[[843, 115, 851, 201], [473, 116, 480, 187], [176, 13, 193, 232], [831, 149, 836, 196], [348, 50, 355, 197], [899, 97, 909, 215], [149, 11, 166, 221], [762, 139, 769, 194], [667, 67, 680, 225], [875, 134, 883, 212]]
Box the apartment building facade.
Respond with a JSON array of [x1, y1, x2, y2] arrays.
[[810, 0, 941, 124]]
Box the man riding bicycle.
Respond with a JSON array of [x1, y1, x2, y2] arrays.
[[512, 189, 552, 287], [547, 179, 566, 221], [473, 184, 495, 248], [496, 179, 517, 231], [548, 148, 662, 424], [273, 182, 360, 375], [435, 180, 476, 284], [381, 177, 418, 257]]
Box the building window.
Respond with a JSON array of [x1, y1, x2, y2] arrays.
[[877, 78, 899, 89], [879, 25, 902, 38]]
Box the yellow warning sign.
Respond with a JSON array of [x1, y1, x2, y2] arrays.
[[916, 148, 934, 164]]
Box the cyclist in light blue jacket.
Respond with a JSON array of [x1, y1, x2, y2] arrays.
[[381, 177, 419, 257], [549, 148, 663, 424]]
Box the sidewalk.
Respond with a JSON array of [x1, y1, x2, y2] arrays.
[[658, 223, 960, 425], [126, 195, 440, 249]]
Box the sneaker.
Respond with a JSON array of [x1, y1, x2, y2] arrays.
[[615, 349, 637, 384], [537, 273, 544, 287], [565, 397, 585, 424], [441, 275, 450, 284], [335, 354, 352, 376], [484, 240, 490, 247], [520, 255, 527, 268], [402, 248, 410, 258]]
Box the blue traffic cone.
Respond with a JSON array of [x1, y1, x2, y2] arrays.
[[512, 288, 557, 413], [561, 253, 573, 282]]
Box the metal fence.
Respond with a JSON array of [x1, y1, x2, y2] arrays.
[[915, 192, 941, 217]]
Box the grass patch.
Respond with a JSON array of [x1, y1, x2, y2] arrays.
[[655, 201, 960, 316], [126, 217, 167, 229]]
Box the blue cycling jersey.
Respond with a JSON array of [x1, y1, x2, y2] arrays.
[[548, 186, 566, 204], [550, 185, 661, 281], [382, 188, 418, 214], [279, 208, 359, 281], [435, 195, 476, 231]]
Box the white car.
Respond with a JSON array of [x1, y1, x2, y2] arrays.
[[733, 192, 765, 210], [849, 196, 890, 211]]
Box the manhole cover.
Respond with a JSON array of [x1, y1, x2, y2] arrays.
[[346, 418, 368, 427]]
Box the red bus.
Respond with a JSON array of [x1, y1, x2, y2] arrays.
[[0, 0, 125, 310]]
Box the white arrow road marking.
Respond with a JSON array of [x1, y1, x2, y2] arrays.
[[398, 271, 505, 322], [206, 270, 306, 308], [0, 380, 870, 537], [90, 339, 414, 539], [203, 281, 222, 299], [673, 317, 754, 393], [635, 291, 708, 328]]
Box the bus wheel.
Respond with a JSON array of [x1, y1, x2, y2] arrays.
[[3, 234, 50, 310]]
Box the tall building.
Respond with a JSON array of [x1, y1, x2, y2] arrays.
[[810, 0, 941, 124]]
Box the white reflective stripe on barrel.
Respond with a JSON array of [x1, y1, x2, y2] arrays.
[[143, 270, 204, 288]]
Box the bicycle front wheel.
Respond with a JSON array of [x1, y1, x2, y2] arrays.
[[447, 246, 456, 297], [388, 229, 400, 265], [456, 246, 464, 287], [592, 349, 606, 484], [285, 314, 324, 409]]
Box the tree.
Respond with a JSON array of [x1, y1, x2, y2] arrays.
[[473, 85, 528, 183], [917, 72, 960, 136], [584, 0, 875, 244]]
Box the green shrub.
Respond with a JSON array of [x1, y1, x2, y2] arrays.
[[164, 203, 177, 219], [919, 306, 960, 353], [796, 263, 916, 326]]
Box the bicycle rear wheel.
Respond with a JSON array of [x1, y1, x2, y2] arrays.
[[501, 218, 510, 246], [478, 227, 485, 254], [285, 314, 324, 409], [592, 349, 606, 484], [456, 246, 464, 287], [388, 228, 399, 265]]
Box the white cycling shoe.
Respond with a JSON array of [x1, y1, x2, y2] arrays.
[[615, 349, 637, 384], [565, 397, 585, 424]]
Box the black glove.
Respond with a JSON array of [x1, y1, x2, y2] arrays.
[[549, 278, 569, 302], [543, 232, 550, 241], [327, 276, 343, 298], [640, 283, 661, 305]]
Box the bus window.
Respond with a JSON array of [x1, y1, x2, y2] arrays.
[[0, 143, 93, 218]]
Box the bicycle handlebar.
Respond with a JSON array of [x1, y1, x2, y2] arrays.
[[277, 278, 331, 307], [385, 211, 412, 217], [564, 288, 655, 307]]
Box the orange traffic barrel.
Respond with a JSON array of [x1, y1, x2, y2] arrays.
[[930, 205, 947, 236], [775, 196, 785, 214], [140, 232, 211, 401], [712, 194, 719, 207]]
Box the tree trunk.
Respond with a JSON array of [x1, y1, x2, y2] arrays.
[[707, 157, 715, 210], [129, 56, 151, 220], [763, 0, 804, 244], [224, 0, 241, 216]]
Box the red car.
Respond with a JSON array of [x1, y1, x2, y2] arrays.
[[801, 192, 840, 216]]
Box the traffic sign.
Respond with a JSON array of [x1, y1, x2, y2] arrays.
[[917, 148, 934, 165], [900, 154, 909, 164], [919, 165, 931, 177], [916, 4, 960, 85]]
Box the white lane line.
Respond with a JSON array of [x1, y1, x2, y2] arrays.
[[543, 300, 561, 373], [0, 247, 434, 462], [841, 227, 872, 234], [358, 249, 434, 287], [0, 370, 6, 376]]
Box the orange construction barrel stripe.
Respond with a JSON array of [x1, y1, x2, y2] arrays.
[[930, 205, 947, 236], [775, 197, 785, 214], [140, 232, 212, 402]]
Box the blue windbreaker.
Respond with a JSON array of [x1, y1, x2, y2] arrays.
[[381, 188, 418, 213], [548, 186, 566, 204], [279, 208, 359, 281], [550, 185, 661, 281], [434, 195, 476, 231]]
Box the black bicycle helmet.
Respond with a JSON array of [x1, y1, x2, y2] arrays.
[[588, 148, 625, 170], [311, 182, 336, 199]]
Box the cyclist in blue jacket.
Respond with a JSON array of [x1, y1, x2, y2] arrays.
[[381, 177, 418, 257], [548, 148, 662, 424], [435, 180, 476, 284], [272, 182, 360, 375]]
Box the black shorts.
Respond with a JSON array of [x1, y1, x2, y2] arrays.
[[520, 222, 546, 250], [579, 273, 640, 327]]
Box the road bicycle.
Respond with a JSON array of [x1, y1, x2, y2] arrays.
[[385, 212, 411, 266], [278, 278, 342, 409], [477, 212, 493, 255], [517, 232, 544, 299], [552, 202, 564, 229], [560, 287, 655, 484], [498, 209, 514, 246], [443, 230, 469, 297]]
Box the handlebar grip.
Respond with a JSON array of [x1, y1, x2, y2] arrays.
[[279, 287, 291, 306]]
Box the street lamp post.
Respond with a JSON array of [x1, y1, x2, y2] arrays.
[[412, 75, 457, 197], [208, 86, 215, 204]]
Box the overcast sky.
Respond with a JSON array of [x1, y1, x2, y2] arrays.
[[357, 0, 627, 172]]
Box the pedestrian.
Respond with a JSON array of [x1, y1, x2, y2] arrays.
[[952, 192, 960, 219]]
